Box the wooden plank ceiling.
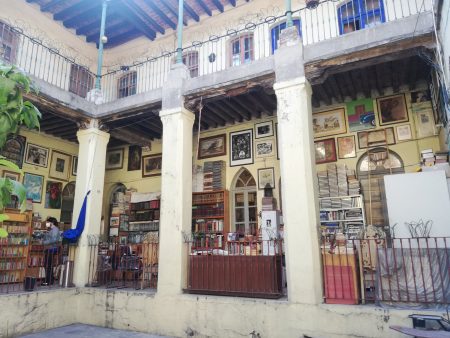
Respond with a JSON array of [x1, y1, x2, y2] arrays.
[[25, 0, 243, 48]]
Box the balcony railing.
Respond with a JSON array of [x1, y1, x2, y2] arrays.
[[87, 237, 159, 290], [184, 235, 285, 299], [322, 237, 450, 305], [1, 0, 432, 104]]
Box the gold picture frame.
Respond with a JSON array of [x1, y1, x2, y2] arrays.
[[49, 150, 71, 182], [313, 108, 347, 138]]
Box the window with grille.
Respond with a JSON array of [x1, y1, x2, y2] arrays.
[[0, 22, 19, 64], [182, 51, 199, 78], [118, 71, 137, 98], [232, 169, 258, 235], [338, 0, 385, 35], [69, 64, 94, 98], [271, 19, 302, 54], [230, 34, 254, 67]]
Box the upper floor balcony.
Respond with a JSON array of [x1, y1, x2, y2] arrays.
[[0, 0, 435, 110]]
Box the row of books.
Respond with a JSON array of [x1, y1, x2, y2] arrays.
[[421, 149, 449, 166], [192, 219, 224, 233], [128, 221, 159, 232], [320, 209, 362, 221], [130, 200, 160, 211], [192, 203, 224, 218], [0, 261, 25, 270], [129, 209, 160, 222]]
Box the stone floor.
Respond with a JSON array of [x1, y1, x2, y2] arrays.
[[19, 324, 174, 338]]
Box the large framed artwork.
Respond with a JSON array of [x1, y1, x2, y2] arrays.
[[23, 173, 44, 203], [49, 150, 71, 181], [24, 143, 49, 167], [0, 134, 26, 169], [376, 94, 409, 125], [142, 153, 162, 177], [45, 180, 62, 209], [230, 129, 253, 167], [337, 136, 356, 159], [346, 98, 376, 132], [257, 167, 275, 190], [255, 121, 274, 139], [357, 127, 396, 149], [411, 101, 436, 138], [198, 134, 226, 159], [255, 138, 276, 158], [314, 138, 337, 164], [313, 108, 347, 138], [127, 145, 142, 171], [106, 148, 124, 170]]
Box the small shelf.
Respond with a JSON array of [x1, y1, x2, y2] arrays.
[[192, 216, 225, 220], [321, 218, 364, 223], [320, 207, 363, 211], [319, 195, 362, 200]]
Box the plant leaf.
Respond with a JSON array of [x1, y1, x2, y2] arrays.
[[0, 77, 16, 105], [0, 214, 9, 222], [9, 71, 30, 93], [0, 158, 22, 174]]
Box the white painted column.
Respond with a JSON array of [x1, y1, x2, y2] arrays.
[[274, 77, 322, 304], [157, 107, 195, 296], [71, 126, 110, 287]]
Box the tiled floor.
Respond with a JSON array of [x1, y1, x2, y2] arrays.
[[19, 324, 174, 338]]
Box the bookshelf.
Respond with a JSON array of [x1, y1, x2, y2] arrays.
[[0, 209, 32, 284], [319, 195, 366, 239], [124, 199, 160, 244], [192, 190, 229, 248]]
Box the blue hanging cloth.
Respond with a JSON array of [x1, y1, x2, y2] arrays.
[[62, 190, 91, 243]]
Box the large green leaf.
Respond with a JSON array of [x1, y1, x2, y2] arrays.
[[0, 228, 8, 238], [0, 178, 27, 212], [0, 64, 13, 75], [0, 158, 22, 174], [0, 214, 9, 222], [8, 71, 31, 93], [0, 77, 16, 105]]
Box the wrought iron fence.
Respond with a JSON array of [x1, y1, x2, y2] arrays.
[[322, 237, 450, 305], [87, 236, 159, 290]]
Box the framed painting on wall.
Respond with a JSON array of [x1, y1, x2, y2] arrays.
[[0, 134, 26, 169], [257, 167, 275, 190], [255, 120, 274, 138], [412, 104, 436, 138], [337, 136, 356, 159], [357, 127, 396, 149], [49, 150, 71, 181], [24, 143, 49, 167], [142, 153, 162, 177], [376, 94, 408, 125], [23, 173, 44, 203], [396, 125, 413, 141], [255, 138, 275, 158], [127, 145, 142, 171], [45, 180, 62, 209], [314, 138, 337, 164], [346, 98, 376, 132], [313, 108, 347, 138], [2, 170, 20, 182], [411, 89, 431, 104], [72, 156, 78, 176], [106, 148, 124, 170], [230, 129, 253, 167], [198, 134, 226, 159]]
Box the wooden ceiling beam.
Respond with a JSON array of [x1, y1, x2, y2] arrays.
[[206, 104, 234, 123], [212, 0, 224, 12], [105, 30, 143, 48], [112, 127, 154, 146], [254, 92, 277, 114], [54, 0, 98, 21], [229, 0, 237, 6], [234, 96, 261, 118], [113, 2, 157, 40], [77, 16, 122, 37], [41, 0, 67, 12], [184, 2, 200, 22], [87, 22, 132, 43], [120, 0, 164, 35], [208, 101, 243, 122], [145, 1, 177, 30], [353, 69, 370, 98], [375, 64, 385, 96], [343, 72, 357, 100], [225, 98, 253, 120], [327, 74, 343, 103], [220, 99, 250, 121], [126, 125, 158, 140], [408, 57, 418, 90], [367, 66, 378, 97], [311, 96, 320, 108], [315, 84, 332, 106], [243, 94, 269, 117], [203, 108, 227, 126], [63, 6, 103, 29], [195, 0, 212, 16], [42, 123, 77, 133], [196, 111, 218, 129]]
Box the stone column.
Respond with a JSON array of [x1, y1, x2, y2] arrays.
[[72, 121, 110, 287], [157, 64, 195, 296], [273, 27, 322, 304]]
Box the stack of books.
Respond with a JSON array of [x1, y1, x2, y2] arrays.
[[347, 169, 360, 196], [421, 149, 435, 166], [435, 151, 449, 164], [318, 170, 330, 198], [337, 164, 348, 196], [203, 161, 225, 191]]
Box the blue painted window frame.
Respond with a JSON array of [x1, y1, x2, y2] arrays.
[[337, 0, 386, 35], [271, 19, 301, 54]]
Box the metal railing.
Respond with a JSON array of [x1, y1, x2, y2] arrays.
[[0, 241, 69, 294], [184, 235, 285, 299], [87, 237, 159, 290], [322, 237, 450, 305]]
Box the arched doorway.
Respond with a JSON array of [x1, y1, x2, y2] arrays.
[[356, 147, 404, 227], [61, 181, 76, 228], [231, 168, 258, 235], [107, 183, 127, 235]]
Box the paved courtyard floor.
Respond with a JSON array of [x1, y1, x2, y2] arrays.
[[19, 324, 174, 338]]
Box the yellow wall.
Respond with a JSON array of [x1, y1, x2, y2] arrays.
[[0, 129, 79, 223]]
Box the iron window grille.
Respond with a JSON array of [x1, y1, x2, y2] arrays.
[[337, 0, 385, 35], [118, 71, 137, 99]]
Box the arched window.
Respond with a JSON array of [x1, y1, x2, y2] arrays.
[[337, 0, 385, 35], [61, 182, 76, 225], [271, 19, 302, 54], [231, 168, 258, 235], [118, 71, 137, 98], [182, 51, 199, 78], [230, 34, 254, 67]]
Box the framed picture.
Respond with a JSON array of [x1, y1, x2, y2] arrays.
[[106, 148, 124, 170], [346, 98, 376, 132], [313, 108, 347, 138], [275, 123, 279, 160], [396, 125, 413, 141], [255, 138, 275, 158], [72, 156, 78, 176], [198, 134, 226, 159], [119, 214, 129, 231], [337, 136, 356, 159], [376, 94, 409, 125], [255, 121, 274, 139], [230, 129, 253, 167], [23, 173, 44, 203], [358, 127, 395, 149], [0, 134, 26, 169], [127, 145, 142, 171], [2, 170, 20, 181], [412, 104, 436, 138], [142, 153, 162, 177], [314, 138, 337, 164], [411, 89, 431, 104], [24, 143, 49, 167], [258, 167, 275, 190], [45, 180, 62, 209], [110, 216, 120, 227], [49, 150, 71, 181]]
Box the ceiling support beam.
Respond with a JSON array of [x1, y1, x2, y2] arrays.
[[146, 1, 177, 30], [54, 0, 98, 21], [195, 0, 212, 16], [208, 101, 242, 122], [327, 75, 343, 103], [117, 1, 160, 38], [112, 128, 154, 146], [206, 104, 234, 123], [184, 2, 200, 22], [375, 64, 385, 96], [41, 0, 67, 12], [212, 0, 224, 12]]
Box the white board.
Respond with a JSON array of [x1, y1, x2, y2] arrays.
[[384, 171, 450, 239]]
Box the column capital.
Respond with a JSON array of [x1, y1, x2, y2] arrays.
[[76, 127, 110, 141], [159, 107, 195, 123], [273, 76, 311, 92]]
